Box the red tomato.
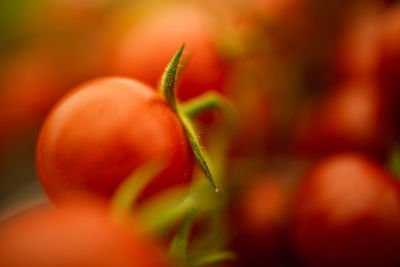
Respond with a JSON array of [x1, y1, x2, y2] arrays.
[[331, 5, 382, 82], [110, 3, 227, 101], [291, 154, 400, 267], [377, 4, 400, 118], [293, 79, 392, 159], [229, 174, 294, 266], [0, 51, 64, 150], [0, 198, 170, 267], [36, 77, 194, 204]]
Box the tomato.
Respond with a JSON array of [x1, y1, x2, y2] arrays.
[[377, 4, 400, 121], [291, 154, 400, 267], [229, 79, 276, 156], [331, 5, 382, 82], [293, 79, 393, 159], [0, 51, 64, 150], [110, 3, 227, 101], [0, 198, 171, 267], [36, 77, 194, 204], [229, 174, 294, 266]]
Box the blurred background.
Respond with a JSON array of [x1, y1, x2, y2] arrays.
[[1, 0, 400, 220]]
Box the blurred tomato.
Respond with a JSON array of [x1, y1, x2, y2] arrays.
[[331, 5, 382, 82], [377, 4, 400, 117], [0, 198, 170, 267], [293, 79, 393, 159], [36, 77, 194, 204], [229, 174, 294, 266], [110, 3, 227, 101], [291, 154, 400, 267], [0, 51, 64, 150]]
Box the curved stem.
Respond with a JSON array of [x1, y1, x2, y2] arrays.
[[160, 44, 184, 111], [389, 144, 400, 179], [179, 113, 219, 191], [169, 209, 198, 265], [160, 45, 219, 192], [138, 194, 196, 233], [110, 160, 166, 221], [181, 91, 238, 129], [188, 251, 236, 267]]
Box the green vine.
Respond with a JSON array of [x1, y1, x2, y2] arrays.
[[160, 45, 219, 192]]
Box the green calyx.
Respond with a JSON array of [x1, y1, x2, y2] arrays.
[[160, 45, 219, 192]]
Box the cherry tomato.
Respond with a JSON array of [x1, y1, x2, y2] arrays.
[[0, 198, 171, 267], [291, 154, 400, 267], [293, 79, 392, 159], [229, 174, 294, 266], [0, 51, 64, 150], [377, 4, 400, 122], [110, 3, 227, 101], [36, 77, 194, 204], [331, 5, 382, 82]]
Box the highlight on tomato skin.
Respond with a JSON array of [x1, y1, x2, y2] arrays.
[[0, 197, 171, 267], [290, 153, 400, 267], [109, 3, 228, 101], [36, 77, 194, 204]]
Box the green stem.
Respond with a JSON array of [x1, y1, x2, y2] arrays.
[[181, 92, 225, 118], [188, 251, 236, 267], [160, 45, 219, 192], [179, 113, 219, 191], [389, 144, 400, 179], [110, 160, 166, 221], [169, 209, 198, 265], [160, 44, 184, 112], [138, 194, 197, 233], [181, 91, 237, 129]]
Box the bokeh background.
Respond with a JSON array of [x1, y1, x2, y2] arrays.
[[1, 0, 399, 223]]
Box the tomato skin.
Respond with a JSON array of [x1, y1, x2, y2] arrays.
[[0, 52, 64, 150], [110, 4, 227, 101], [0, 198, 170, 267], [291, 154, 400, 267], [377, 5, 400, 119], [293, 79, 392, 159], [229, 175, 294, 266], [331, 6, 382, 82], [36, 77, 194, 204]]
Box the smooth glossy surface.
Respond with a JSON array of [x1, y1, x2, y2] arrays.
[[37, 77, 194, 203]]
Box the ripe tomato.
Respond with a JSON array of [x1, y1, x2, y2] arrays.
[[229, 174, 294, 266], [377, 4, 400, 119], [331, 5, 382, 82], [110, 3, 227, 101], [0, 51, 64, 150], [291, 154, 400, 267], [0, 198, 171, 267], [293, 79, 392, 159], [36, 77, 194, 204]]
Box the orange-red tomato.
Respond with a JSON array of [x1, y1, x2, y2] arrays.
[[0, 52, 64, 149], [230, 174, 293, 266], [110, 3, 227, 101], [331, 6, 382, 82], [36, 77, 194, 204], [293, 79, 392, 159], [377, 4, 400, 116], [291, 154, 400, 267], [0, 199, 170, 267]]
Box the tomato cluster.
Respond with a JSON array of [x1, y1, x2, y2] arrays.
[[2, 0, 400, 266]]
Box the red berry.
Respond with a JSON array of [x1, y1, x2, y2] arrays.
[[291, 154, 400, 267], [36, 77, 194, 204]]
